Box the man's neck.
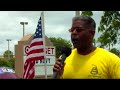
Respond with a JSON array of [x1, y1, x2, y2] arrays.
[[77, 44, 96, 55]]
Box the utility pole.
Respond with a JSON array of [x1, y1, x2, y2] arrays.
[[6, 39, 11, 60], [75, 11, 80, 16], [20, 22, 28, 37]]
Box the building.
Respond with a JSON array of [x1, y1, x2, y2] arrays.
[[15, 34, 55, 79]]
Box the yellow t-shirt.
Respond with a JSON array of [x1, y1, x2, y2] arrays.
[[60, 47, 120, 79]]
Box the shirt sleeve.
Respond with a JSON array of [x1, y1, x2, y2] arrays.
[[108, 53, 120, 78]]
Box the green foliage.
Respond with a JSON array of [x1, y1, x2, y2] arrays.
[[3, 50, 13, 60], [49, 37, 72, 58], [93, 38, 96, 46], [0, 58, 15, 69], [110, 48, 120, 57], [98, 11, 120, 49], [0, 58, 10, 67], [81, 11, 93, 17], [8, 58, 15, 69]]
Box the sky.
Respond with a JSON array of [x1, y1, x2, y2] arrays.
[[0, 11, 119, 55]]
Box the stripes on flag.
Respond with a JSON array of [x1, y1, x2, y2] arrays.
[[23, 14, 45, 79]]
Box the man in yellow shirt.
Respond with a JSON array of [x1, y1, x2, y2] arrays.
[[53, 15, 120, 79]]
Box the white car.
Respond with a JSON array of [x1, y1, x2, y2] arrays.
[[0, 67, 15, 74]]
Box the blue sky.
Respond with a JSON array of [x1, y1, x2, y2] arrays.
[[0, 11, 119, 55]]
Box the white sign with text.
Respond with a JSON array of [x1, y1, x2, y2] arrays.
[[23, 45, 56, 75]]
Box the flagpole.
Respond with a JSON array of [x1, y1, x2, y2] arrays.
[[41, 11, 47, 79]]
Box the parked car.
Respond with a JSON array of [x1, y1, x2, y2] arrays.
[[0, 67, 18, 79]]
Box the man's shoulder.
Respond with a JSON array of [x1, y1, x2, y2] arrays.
[[96, 47, 111, 54], [96, 47, 108, 51], [97, 47, 120, 59]]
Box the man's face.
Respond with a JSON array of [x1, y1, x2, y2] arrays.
[[70, 20, 95, 49]]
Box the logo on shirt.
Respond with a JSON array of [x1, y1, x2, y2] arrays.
[[88, 64, 101, 78], [90, 65, 98, 75]]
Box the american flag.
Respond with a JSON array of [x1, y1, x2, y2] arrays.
[[23, 15, 45, 79]]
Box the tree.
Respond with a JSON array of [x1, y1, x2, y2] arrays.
[[0, 58, 15, 69], [49, 37, 72, 58], [93, 38, 96, 47], [110, 48, 120, 57], [98, 11, 120, 50], [0, 58, 11, 67], [3, 50, 13, 60], [8, 58, 15, 69], [81, 11, 93, 17]]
